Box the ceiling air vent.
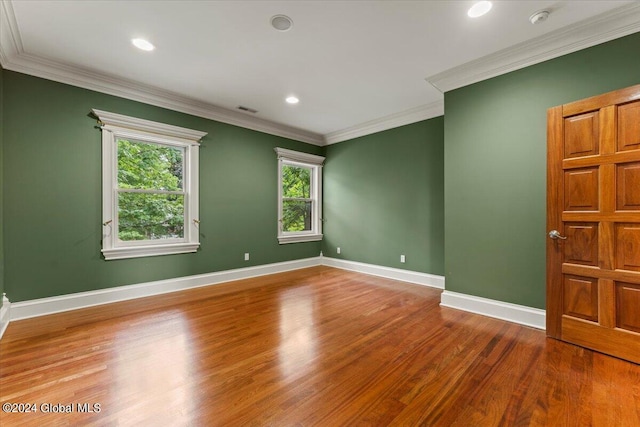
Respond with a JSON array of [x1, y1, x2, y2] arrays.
[[237, 106, 258, 114]]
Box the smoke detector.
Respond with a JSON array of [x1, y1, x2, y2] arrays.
[[529, 10, 550, 24]]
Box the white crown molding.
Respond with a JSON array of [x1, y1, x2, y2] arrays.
[[0, 0, 324, 146], [2, 1, 638, 146], [440, 290, 546, 330], [427, 3, 640, 93], [321, 256, 445, 289], [0, 0, 22, 63], [1, 0, 439, 148], [3, 52, 325, 145], [323, 100, 444, 145]]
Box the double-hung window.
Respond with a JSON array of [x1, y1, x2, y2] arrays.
[[275, 148, 325, 244], [93, 109, 207, 260]]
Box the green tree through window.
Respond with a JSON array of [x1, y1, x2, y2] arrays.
[[281, 165, 312, 231], [117, 139, 185, 240], [275, 147, 324, 244]]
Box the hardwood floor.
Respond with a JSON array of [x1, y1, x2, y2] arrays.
[[1, 266, 639, 426]]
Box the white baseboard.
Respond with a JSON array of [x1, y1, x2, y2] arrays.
[[2, 256, 546, 335], [0, 295, 11, 339], [10, 257, 321, 321], [321, 257, 445, 289], [7, 257, 444, 322], [440, 290, 546, 330]]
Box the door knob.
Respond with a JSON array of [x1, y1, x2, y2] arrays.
[[548, 230, 567, 240]]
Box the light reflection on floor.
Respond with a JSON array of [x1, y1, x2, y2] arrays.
[[110, 311, 194, 425], [278, 286, 318, 380]]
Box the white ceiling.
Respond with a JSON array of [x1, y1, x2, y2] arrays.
[[1, 1, 639, 145]]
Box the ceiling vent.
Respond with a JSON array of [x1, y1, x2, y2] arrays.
[[237, 106, 258, 114]]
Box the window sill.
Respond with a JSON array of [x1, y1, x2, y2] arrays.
[[277, 233, 323, 245], [102, 243, 200, 260]]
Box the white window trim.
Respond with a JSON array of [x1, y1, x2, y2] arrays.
[[275, 147, 325, 244], [93, 109, 207, 260]]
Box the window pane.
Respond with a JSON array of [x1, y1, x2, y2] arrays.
[[118, 192, 184, 241], [282, 200, 312, 232], [118, 139, 184, 191], [282, 165, 310, 198]]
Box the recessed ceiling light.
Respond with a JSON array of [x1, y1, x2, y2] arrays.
[[271, 15, 293, 32], [285, 96, 299, 104], [468, 1, 492, 18], [131, 38, 155, 51]]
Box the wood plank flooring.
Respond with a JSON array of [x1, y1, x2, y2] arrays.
[[1, 266, 639, 426]]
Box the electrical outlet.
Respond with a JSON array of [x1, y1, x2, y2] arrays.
[[244, 253, 250, 261], [337, 247, 341, 254], [400, 254, 406, 263]]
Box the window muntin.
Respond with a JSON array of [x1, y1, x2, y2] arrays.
[[275, 148, 324, 244], [93, 109, 206, 260]]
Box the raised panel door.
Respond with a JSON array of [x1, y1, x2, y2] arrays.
[[547, 84, 640, 364]]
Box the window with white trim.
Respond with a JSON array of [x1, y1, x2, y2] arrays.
[[93, 109, 207, 260], [275, 148, 325, 244]]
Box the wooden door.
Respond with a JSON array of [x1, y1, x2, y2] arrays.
[[547, 84, 640, 364]]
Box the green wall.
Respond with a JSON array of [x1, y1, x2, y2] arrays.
[[3, 71, 322, 302], [444, 32, 640, 309], [322, 118, 444, 275]]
